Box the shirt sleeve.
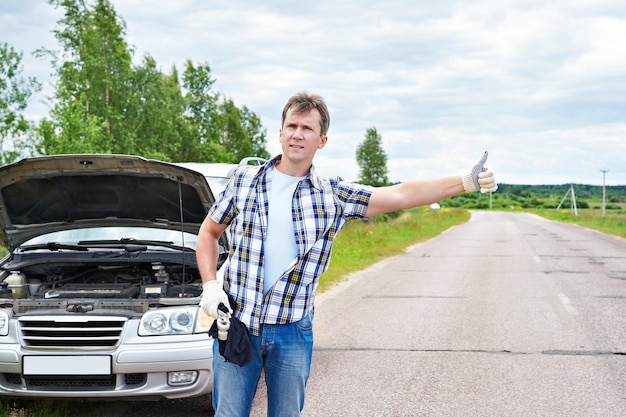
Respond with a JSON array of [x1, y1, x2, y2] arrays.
[[330, 177, 373, 219], [208, 173, 239, 225]]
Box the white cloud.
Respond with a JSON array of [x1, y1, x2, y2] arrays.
[[2, 0, 626, 185]]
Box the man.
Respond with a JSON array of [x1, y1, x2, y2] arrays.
[[196, 92, 497, 417]]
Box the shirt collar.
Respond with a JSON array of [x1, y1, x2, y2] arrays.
[[257, 155, 323, 190]]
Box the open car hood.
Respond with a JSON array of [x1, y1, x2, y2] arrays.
[[0, 154, 216, 250]]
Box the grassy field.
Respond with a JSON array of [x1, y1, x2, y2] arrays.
[[528, 208, 626, 239], [1, 400, 74, 417]]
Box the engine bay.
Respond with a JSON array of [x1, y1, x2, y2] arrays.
[[0, 261, 203, 302]]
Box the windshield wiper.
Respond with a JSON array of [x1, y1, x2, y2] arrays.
[[20, 242, 90, 252], [77, 238, 192, 252]]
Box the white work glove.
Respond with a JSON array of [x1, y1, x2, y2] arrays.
[[200, 280, 232, 319], [462, 151, 498, 193]]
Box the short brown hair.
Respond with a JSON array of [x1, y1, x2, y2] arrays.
[[281, 92, 330, 136]]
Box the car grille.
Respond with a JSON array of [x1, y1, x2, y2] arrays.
[[3, 373, 147, 391], [18, 316, 127, 349], [26, 375, 117, 390]]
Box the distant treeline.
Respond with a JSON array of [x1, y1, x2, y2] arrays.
[[442, 183, 626, 211], [496, 183, 626, 202]]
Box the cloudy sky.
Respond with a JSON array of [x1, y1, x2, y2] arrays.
[[3, 0, 626, 185]]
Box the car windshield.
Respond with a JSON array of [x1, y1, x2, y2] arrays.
[[22, 227, 198, 249]]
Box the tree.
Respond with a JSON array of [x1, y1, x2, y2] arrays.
[[356, 127, 389, 186], [182, 61, 269, 162], [182, 60, 228, 162], [127, 58, 193, 161], [37, 0, 134, 155], [240, 105, 270, 160], [216, 99, 270, 163], [35, 0, 269, 162], [0, 43, 41, 164]]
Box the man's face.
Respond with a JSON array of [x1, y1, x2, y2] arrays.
[[279, 108, 327, 165]]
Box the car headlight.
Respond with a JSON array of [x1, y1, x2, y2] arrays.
[[139, 306, 211, 336], [0, 310, 8, 336]]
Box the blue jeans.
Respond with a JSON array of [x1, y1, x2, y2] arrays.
[[212, 311, 314, 417]]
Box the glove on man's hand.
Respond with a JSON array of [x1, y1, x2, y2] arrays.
[[200, 280, 232, 319], [462, 151, 498, 193]]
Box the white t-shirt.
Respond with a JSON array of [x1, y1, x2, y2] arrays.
[[263, 169, 304, 294]]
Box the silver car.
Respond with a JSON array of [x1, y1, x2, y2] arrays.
[[175, 157, 267, 196], [0, 154, 229, 401]]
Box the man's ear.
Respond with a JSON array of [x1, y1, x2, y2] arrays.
[[318, 135, 328, 149]]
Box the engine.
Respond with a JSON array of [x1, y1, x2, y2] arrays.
[[0, 262, 203, 301]]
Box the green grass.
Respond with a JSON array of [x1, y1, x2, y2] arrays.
[[528, 208, 626, 239], [0, 400, 77, 417]]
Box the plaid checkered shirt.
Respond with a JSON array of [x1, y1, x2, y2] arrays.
[[208, 156, 372, 335]]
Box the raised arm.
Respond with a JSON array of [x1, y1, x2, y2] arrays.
[[365, 151, 497, 218]]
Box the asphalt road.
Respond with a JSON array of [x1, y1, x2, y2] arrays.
[[81, 211, 626, 416]]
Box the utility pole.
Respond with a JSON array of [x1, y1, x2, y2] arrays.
[[556, 184, 578, 216], [601, 168, 609, 217], [570, 184, 578, 216]]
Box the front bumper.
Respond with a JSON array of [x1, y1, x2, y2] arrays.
[[0, 328, 215, 400]]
